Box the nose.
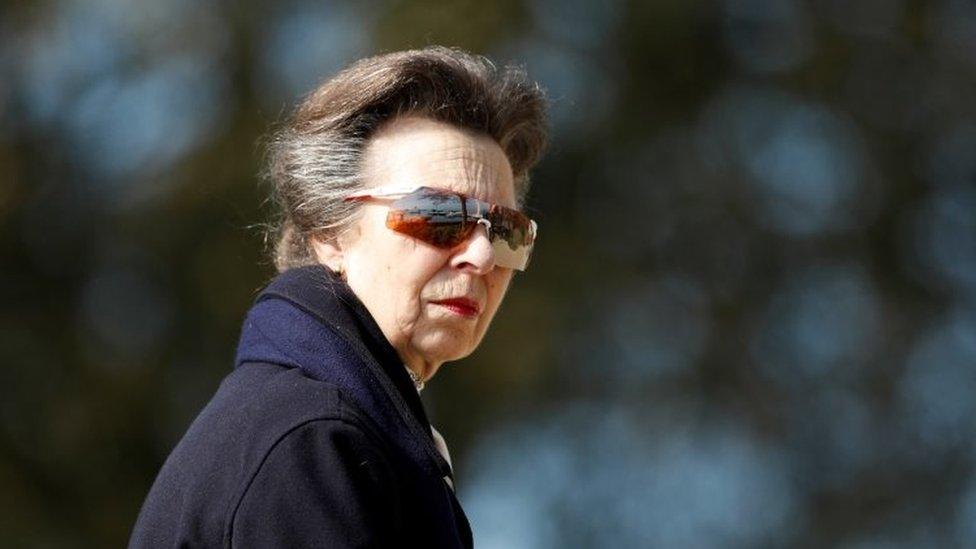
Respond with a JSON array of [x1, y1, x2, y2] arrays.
[[450, 221, 496, 274]]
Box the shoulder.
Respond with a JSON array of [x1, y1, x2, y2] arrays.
[[130, 362, 394, 547], [217, 360, 391, 453], [230, 416, 400, 514], [225, 381, 403, 546], [190, 361, 390, 463]]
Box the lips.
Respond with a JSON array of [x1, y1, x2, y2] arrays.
[[430, 297, 481, 318]]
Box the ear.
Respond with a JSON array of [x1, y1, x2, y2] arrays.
[[310, 236, 345, 274]]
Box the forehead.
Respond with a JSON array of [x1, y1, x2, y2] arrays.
[[362, 116, 516, 208]]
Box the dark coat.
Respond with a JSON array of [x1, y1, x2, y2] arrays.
[[129, 266, 473, 548]]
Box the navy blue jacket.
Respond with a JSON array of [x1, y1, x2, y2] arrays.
[[129, 266, 472, 548]]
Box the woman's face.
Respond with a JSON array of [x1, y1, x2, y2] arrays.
[[314, 116, 517, 380]]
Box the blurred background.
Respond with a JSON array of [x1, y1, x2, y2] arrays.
[[2, 0, 976, 546]]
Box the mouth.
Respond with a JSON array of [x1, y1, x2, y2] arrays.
[[430, 297, 481, 318]]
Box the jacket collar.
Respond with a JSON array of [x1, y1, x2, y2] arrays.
[[235, 265, 452, 481]]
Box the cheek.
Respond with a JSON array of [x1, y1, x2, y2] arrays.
[[394, 249, 452, 323], [347, 234, 427, 328]]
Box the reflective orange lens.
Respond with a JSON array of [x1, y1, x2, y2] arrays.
[[383, 187, 537, 270], [385, 188, 474, 247]]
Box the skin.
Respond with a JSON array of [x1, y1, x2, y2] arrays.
[[312, 116, 517, 384]]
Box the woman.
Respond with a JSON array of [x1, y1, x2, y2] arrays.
[[129, 46, 547, 548]]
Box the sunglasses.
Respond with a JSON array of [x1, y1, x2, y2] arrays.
[[345, 185, 538, 271]]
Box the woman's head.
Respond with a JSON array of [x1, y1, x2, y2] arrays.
[[265, 46, 548, 379], [266, 46, 548, 270]]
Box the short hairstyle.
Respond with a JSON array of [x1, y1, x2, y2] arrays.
[[264, 46, 549, 271]]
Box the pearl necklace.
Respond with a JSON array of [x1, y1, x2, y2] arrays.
[[405, 366, 425, 392]]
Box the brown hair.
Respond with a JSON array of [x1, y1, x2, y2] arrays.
[[264, 46, 549, 271]]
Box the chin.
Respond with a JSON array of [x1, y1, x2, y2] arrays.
[[415, 333, 479, 364], [421, 345, 473, 365]]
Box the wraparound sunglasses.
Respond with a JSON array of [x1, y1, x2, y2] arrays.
[[345, 185, 538, 271]]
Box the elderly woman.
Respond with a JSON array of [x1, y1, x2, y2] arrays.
[[129, 47, 547, 548]]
